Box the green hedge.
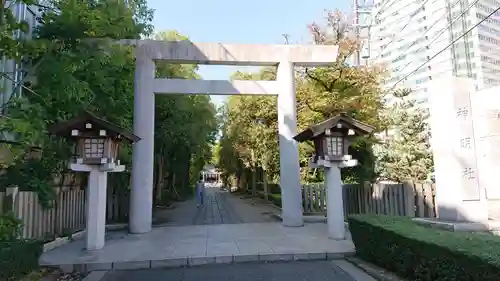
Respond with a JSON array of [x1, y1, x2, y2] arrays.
[[268, 194, 282, 207], [0, 212, 22, 241], [0, 240, 43, 281], [348, 215, 500, 281], [0, 213, 43, 281]]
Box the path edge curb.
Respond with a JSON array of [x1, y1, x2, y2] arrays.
[[345, 257, 407, 281], [82, 270, 110, 281], [43, 224, 129, 253], [52, 251, 355, 274]]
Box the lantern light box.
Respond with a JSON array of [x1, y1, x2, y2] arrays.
[[294, 113, 374, 168], [49, 111, 140, 170]]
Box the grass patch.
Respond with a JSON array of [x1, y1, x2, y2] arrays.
[[268, 194, 281, 207], [348, 215, 500, 281]]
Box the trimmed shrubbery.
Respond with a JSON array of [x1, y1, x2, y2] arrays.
[[0, 212, 22, 241], [348, 215, 500, 281], [268, 194, 282, 207], [0, 239, 44, 281], [0, 213, 43, 281]]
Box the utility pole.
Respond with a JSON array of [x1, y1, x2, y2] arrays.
[[353, 0, 374, 67], [353, 0, 361, 67]]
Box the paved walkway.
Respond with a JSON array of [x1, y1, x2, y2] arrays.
[[154, 188, 280, 226], [39, 188, 356, 275], [100, 260, 378, 281]]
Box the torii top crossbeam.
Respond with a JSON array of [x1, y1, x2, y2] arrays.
[[118, 39, 339, 66], [118, 39, 340, 96]]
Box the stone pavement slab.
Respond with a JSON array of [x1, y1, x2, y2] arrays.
[[40, 222, 355, 273], [82, 271, 110, 281], [154, 188, 279, 226], [100, 260, 374, 281]]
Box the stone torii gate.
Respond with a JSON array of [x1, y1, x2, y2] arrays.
[[125, 39, 339, 234]]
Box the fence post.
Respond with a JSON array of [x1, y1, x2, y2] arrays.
[[402, 181, 415, 217]]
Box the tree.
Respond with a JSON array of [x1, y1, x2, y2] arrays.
[[152, 30, 217, 201], [217, 68, 279, 194], [0, 0, 217, 206], [374, 89, 433, 182], [298, 9, 388, 183], [1, 0, 43, 60], [217, 9, 388, 190]]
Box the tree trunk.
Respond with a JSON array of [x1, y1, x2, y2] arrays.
[[263, 169, 269, 201], [184, 155, 191, 195], [174, 167, 183, 198], [236, 173, 241, 192], [236, 166, 243, 192], [251, 149, 256, 197], [244, 168, 249, 193], [251, 167, 256, 197], [155, 156, 164, 205], [166, 170, 173, 193]]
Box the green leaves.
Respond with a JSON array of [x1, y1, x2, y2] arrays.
[[0, 213, 23, 242], [38, 0, 153, 41], [218, 10, 386, 185], [375, 89, 433, 182], [3, 0, 218, 204], [1, 0, 30, 60], [1, 0, 142, 203]]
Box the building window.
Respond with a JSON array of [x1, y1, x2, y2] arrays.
[[415, 77, 430, 84]]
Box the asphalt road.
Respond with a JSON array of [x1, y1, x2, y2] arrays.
[[101, 261, 359, 281]]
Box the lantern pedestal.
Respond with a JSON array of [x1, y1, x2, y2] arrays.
[[69, 163, 125, 251], [315, 156, 358, 240], [324, 164, 346, 240]]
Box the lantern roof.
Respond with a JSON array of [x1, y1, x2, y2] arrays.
[[48, 111, 141, 143], [293, 112, 374, 142]]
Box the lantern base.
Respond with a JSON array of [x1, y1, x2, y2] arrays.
[[69, 163, 126, 173], [338, 159, 358, 168], [308, 157, 358, 169]]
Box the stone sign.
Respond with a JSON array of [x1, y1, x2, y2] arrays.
[[429, 77, 487, 222], [471, 87, 500, 200]]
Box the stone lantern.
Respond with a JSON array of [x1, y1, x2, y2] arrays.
[[49, 111, 140, 251], [294, 113, 374, 240]]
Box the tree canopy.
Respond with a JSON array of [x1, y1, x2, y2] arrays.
[[217, 10, 389, 190], [0, 1, 433, 209], [0, 0, 217, 206]]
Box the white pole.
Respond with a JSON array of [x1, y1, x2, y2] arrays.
[[130, 49, 155, 234], [277, 60, 304, 227], [325, 165, 346, 239]]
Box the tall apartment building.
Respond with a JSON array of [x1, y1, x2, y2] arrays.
[[368, 0, 500, 107], [0, 1, 40, 110]]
